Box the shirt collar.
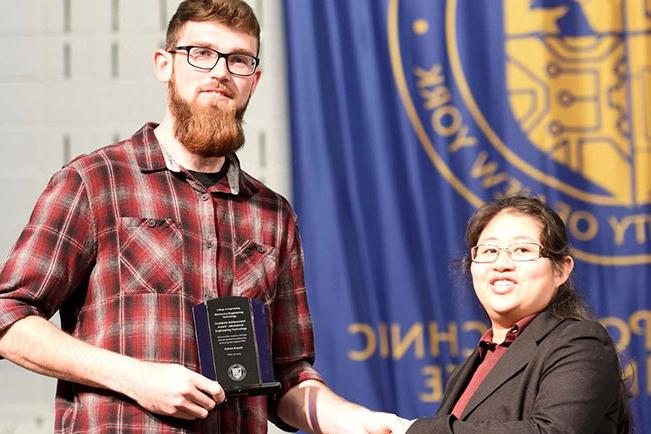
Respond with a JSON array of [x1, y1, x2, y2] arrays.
[[211, 154, 254, 196], [479, 312, 539, 352], [131, 122, 168, 172], [130, 122, 255, 197]]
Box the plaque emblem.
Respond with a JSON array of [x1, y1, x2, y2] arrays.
[[228, 364, 247, 382]]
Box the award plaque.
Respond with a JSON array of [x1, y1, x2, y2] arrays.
[[193, 296, 281, 396]]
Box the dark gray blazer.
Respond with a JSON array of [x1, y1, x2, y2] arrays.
[[407, 311, 623, 434]]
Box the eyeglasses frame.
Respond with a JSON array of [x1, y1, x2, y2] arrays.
[[168, 45, 260, 77], [470, 242, 546, 263]]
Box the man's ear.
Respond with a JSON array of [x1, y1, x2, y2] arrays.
[[153, 49, 173, 83], [248, 68, 262, 97]]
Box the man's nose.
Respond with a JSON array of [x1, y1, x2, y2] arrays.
[[209, 56, 230, 78]]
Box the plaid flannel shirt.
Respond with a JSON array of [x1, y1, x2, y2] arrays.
[[0, 123, 322, 433]]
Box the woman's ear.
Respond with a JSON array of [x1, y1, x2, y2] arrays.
[[554, 255, 574, 287], [153, 49, 173, 83]]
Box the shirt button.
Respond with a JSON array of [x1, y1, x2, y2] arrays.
[[147, 219, 156, 227], [205, 240, 214, 249], [200, 193, 209, 201], [255, 245, 266, 253]]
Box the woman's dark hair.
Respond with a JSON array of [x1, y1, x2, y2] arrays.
[[462, 194, 633, 432]]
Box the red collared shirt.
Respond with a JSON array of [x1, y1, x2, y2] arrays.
[[451, 313, 538, 419], [0, 123, 322, 433]]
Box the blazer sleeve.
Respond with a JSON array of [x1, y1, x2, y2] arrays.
[[406, 319, 621, 434]]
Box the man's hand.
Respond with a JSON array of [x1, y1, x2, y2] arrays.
[[0, 316, 225, 421], [278, 380, 413, 433], [124, 361, 225, 420], [341, 407, 413, 434], [375, 414, 415, 434]]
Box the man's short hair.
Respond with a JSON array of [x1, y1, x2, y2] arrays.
[[166, 0, 261, 53]]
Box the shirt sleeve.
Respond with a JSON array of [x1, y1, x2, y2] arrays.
[[265, 204, 324, 430], [0, 166, 96, 335]]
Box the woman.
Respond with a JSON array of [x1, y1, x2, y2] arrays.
[[399, 195, 632, 433]]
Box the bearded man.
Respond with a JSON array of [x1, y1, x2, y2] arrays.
[[0, 1, 407, 433]]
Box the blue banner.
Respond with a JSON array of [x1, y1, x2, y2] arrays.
[[284, 0, 651, 431]]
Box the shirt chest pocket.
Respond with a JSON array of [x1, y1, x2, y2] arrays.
[[232, 240, 279, 303], [118, 217, 184, 294]]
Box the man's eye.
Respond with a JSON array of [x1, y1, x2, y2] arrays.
[[191, 48, 213, 57], [230, 55, 251, 65]]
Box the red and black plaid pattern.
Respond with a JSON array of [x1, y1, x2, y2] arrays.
[[0, 123, 322, 433]]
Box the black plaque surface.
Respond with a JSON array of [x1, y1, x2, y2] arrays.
[[193, 296, 281, 395]]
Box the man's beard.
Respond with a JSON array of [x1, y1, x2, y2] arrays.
[[168, 75, 247, 158]]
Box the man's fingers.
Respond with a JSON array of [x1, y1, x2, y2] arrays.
[[130, 362, 226, 420], [172, 405, 207, 420], [186, 390, 216, 414], [184, 377, 225, 417], [172, 410, 198, 421], [196, 378, 226, 405]]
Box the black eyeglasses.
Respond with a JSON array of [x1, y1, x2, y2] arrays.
[[168, 45, 259, 76]]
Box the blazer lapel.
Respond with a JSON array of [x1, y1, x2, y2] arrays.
[[437, 349, 482, 415], [460, 312, 562, 419]]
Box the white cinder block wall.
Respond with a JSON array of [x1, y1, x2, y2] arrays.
[[0, 1, 291, 433]]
